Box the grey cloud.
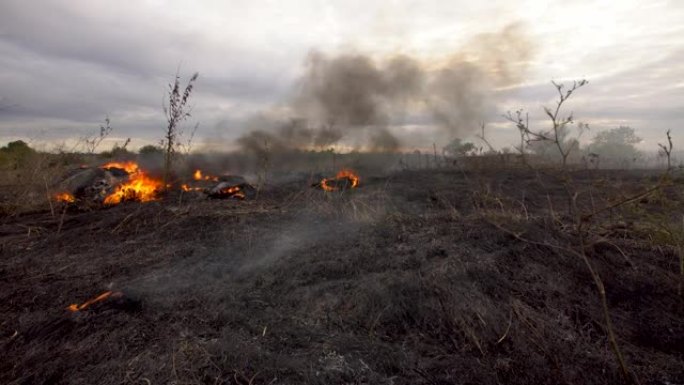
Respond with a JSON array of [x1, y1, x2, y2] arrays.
[[1, 0, 682, 153], [0, 0, 295, 147]]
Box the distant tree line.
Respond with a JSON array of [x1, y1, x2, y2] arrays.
[[443, 125, 672, 169]]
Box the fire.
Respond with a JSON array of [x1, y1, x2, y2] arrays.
[[55, 192, 75, 203], [321, 169, 360, 192], [101, 161, 139, 174], [181, 184, 203, 192], [97, 161, 164, 205], [66, 290, 122, 312], [104, 171, 163, 205], [193, 169, 218, 182], [218, 185, 246, 199]]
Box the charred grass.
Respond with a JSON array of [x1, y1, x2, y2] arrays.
[[1, 168, 683, 384]]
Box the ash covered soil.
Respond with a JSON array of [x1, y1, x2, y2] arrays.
[[1, 169, 683, 385]]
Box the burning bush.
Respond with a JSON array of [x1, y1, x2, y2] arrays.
[[53, 161, 163, 206], [102, 171, 163, 205], [318, 169, 360, 191]]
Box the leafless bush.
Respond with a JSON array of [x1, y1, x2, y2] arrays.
[[162, 70, 199, 186], [491, 79, 681, 384], [658, 129, 673, 171], [82, 116, 113, 154], [505, 80, 589, 169]]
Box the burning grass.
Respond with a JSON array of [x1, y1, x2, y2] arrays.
[[193, 169, 218, 182], [66, 290, 123, 312], [102, 170, 163, 205], [318, 169, 360, 192], [101, 161, 140, 174]]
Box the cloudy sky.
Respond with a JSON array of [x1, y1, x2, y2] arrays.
[[1, 0, 682, 152]]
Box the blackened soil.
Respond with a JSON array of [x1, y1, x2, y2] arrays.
[[1, 169, 683, 385]]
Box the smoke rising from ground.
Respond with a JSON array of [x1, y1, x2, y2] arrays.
[[237, 23, 534, 154]]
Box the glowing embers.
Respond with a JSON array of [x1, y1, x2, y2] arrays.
[[184, 171, 256, 200], [66, 290, 123, 312], [55, 192, 75, 203], [206, 182, 256, 200], [181, 184, 203, 192], [319, 169, 360, 192], [193, 169, 219, 182], [182, 169, 221, 192]]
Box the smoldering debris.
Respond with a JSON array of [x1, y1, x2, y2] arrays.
[[56, 166, 127, 204], [206, 182, 256, 200], [55, 163, 258, 206]]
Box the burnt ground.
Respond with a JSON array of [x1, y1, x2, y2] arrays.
[[1, 168, 683, 385]]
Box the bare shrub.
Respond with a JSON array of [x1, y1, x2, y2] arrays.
[[162, 70, 199, 186], [492, 79, 681, 384], [506, 80, 589, 169], [658, 129, 673, 171], [82, 116, 113, 154]]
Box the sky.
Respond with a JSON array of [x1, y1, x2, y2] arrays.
[[0, 0, 682, 152]]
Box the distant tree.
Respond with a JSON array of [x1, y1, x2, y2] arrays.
[[443, 138, 476, 157], [139, 144, 163, 155], [0, 140, 36, 168], [586, 126, 642, 168], [2, 140, 33, 154]]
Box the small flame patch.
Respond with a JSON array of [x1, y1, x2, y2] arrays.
[[101, 161, 139, 174], [66, 290, 123, 312], [55, 192, 75, 203], [321, 169, 360, 192], [219, 185, 246, 199], [181, 184, 203, 192], [193, 169, 219, 182]]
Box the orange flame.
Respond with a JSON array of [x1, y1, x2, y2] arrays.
[[98, 161, 163, 205], [101, 161, 139, 174], [104, 171, 163, 205], [55, 192, 75, 203], [181, 184, 203, 192], [66, 290, 122, 312], [221, 185, 246, 199], [193, 169, 219, 182], [321, 169, 360, 192]]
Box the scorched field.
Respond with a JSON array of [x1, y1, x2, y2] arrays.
[[1, 165, 683, 385]]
